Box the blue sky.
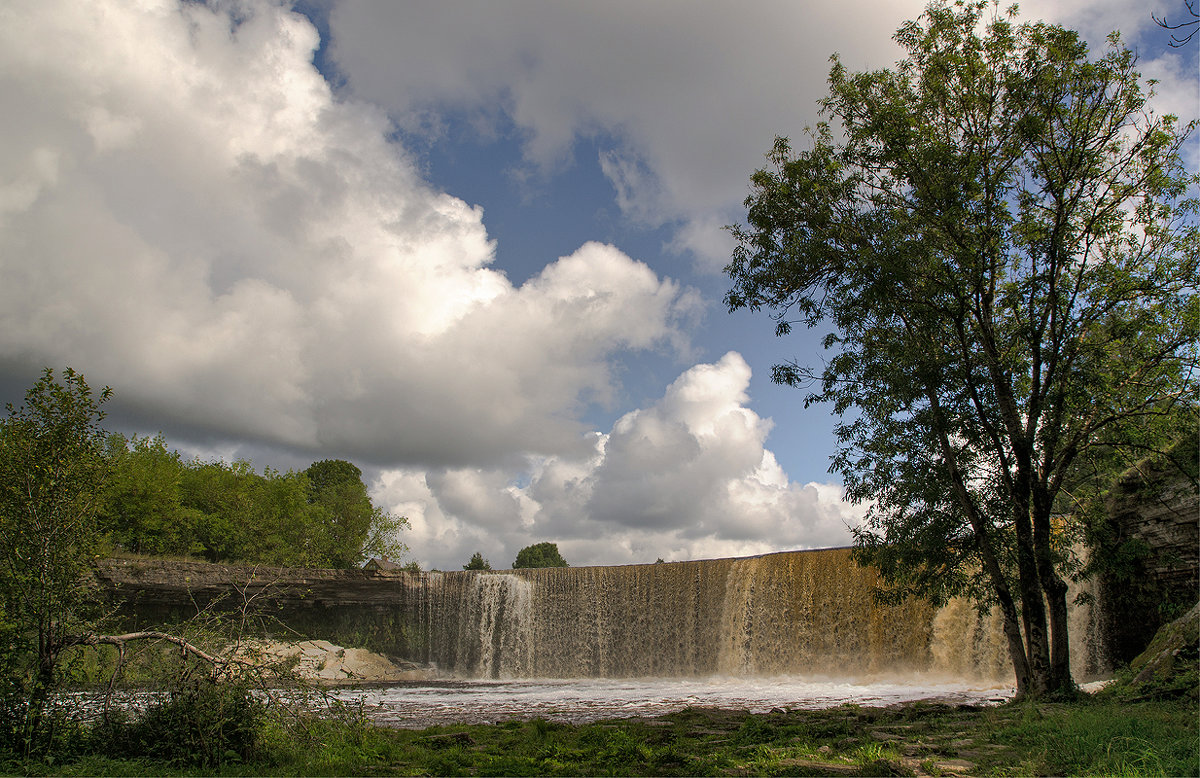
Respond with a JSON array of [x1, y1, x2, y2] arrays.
[[1, 0, 1195, 569]]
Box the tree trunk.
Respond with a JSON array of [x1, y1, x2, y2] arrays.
[[1032, 491, 1075, 695], [926, 389, 1038, 696], [995, 583, 1031, 698], [1012, 489, 1053, 697]]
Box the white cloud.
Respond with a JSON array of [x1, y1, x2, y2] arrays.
[[378, 353, 864, 569], [328, 0, 928, 271], [330, 0, 1196, 272], [7, 0, 1175, 572], [0, 0, 698, 467]]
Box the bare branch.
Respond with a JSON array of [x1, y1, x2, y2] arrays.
[[1152, 0, 1199, 47]]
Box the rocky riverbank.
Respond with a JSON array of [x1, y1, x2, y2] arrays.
[[237, 639, 432, 684]]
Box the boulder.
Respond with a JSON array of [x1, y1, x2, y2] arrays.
[[1130, 601, 1199, 684]]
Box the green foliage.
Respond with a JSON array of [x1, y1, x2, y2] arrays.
[[512, 542, 569, 569], [304, 460, 374, 568], [725, 0, 1198, 698], [99, 435, 195, 557], [4, 692, 1199, 776], [0, 367, 112, 756], [96, 672, 264, 769], [99, 442, 410, 569], [464, 551, 492, 570]]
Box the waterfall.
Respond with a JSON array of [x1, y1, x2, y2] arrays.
[[426, 572, 534, 678], [929, 598, 1010, 680], [413, 548, 1103, 682]]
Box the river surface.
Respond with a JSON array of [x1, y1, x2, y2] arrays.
[[325, 676, 1014, 729]]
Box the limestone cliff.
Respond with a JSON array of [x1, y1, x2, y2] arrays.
[[95, 557, 430, 659], [1096, 436, 1199, 665]]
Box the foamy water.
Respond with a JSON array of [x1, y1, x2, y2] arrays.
[[327, 676, 1015, 728]]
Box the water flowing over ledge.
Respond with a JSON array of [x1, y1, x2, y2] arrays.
[[410, 548, 1104, 682]]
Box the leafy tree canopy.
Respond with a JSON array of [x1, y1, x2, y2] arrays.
[[726, 0, 1197, 698], [304, 459, 378, 569], [98, 444, 410, 570], [512, 542, 569, 569], [463, 552, 492, 570]]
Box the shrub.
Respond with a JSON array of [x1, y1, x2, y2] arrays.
[[99, 673, 264, 768]]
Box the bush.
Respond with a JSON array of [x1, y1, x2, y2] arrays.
[[98, 673, 265, 768]]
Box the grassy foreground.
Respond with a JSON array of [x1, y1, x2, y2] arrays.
[[6, 687, 1196, 777]]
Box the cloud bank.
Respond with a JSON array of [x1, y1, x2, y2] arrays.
[[0, 0, 855, 567], [328, 0, 925, 269], [0, 0, 696, 469], [5, 0, 1183, 570], [329, 0, 1197, 269], [378, 353, 863, 568]]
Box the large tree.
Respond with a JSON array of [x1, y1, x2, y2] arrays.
[[725, 1, 1197, 698], [304, 459, 376, 568]]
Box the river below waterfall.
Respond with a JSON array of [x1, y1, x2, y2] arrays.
[[325, 676, 1015, 729]]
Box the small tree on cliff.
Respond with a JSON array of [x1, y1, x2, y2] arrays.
[[463, 552, 492, 570], [305, 459, 411, 569], [305, 459, 383, 568], [725, 1, 1198, 699], [512, 542, 569, 569]]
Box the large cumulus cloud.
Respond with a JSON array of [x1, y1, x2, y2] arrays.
[[0, 0, 698, 467], [329, 0, 1196, 269], [382, 353, 863, 569]]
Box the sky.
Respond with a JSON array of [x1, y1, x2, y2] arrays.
[[1, 0, 1196, 570]]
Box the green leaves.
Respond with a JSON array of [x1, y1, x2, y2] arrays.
[[0, 367, 112, 753], [512, 542, 569, 569], [98, 446, 410, 569], [464, 551, 492, 570], [726, 0, 1197, 697]]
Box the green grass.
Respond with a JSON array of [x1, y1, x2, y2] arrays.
[[4, 689, 1196, 776]]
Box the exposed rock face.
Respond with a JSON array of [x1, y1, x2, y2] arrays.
[[95, 557, 411, 606], [237, 639, 430, 683], [96, 550, 1025, 681], [1098, 438, 1199, 665], [94, 558, 431, 660], [1107, 455, 1199, 593], [1130, 601, 1200, 685], [97, 551, 955, 678]]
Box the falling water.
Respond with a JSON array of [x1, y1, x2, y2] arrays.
[[406, 548, 1104, 683]]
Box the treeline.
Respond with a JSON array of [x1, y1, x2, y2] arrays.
[[98, 434, 407, 569]]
